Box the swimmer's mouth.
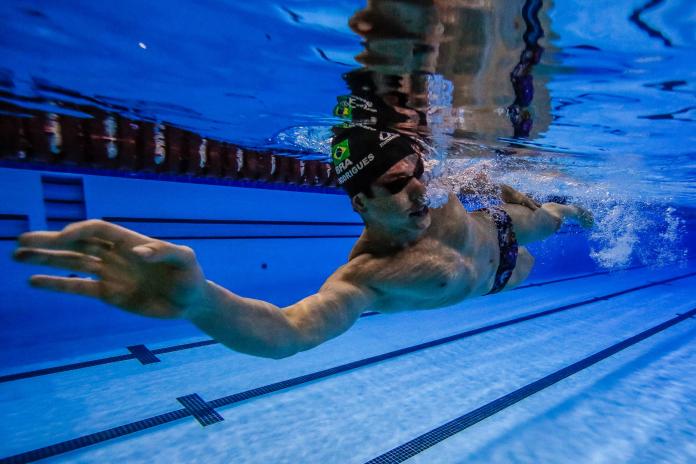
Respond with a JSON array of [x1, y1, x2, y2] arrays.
[[409, 205, 429, 217]]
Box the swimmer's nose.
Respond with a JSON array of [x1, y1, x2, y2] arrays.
[[408, 177, 427, 201]]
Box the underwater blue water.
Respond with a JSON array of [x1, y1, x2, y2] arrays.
[[1, 261, 695, 463], [1, 1, 694, 176], [0, 0, 695, 462], [1, 0, 693, 258]]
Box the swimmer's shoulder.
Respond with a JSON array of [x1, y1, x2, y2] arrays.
[[347, 229, 377, 261], [328, 252, 389, 300]]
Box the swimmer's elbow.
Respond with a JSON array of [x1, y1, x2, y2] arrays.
[[220, 337, 301, 360], [229, 306, 344, 359], [258, 310, 360, 359], [275, 280, 372, 357], [259, 334, 317, 359], [266, 348, 299, 360], [256, 315, 322, 359]]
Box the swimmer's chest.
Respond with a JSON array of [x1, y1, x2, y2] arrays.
[[370, 238, 488, 311]]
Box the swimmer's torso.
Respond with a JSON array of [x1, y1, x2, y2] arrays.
[[345, 194, 502, 312]]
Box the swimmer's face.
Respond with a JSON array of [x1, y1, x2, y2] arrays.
[[353, 154, 431, 231]]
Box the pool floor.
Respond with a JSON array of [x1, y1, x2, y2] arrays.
[[2, 262, 696, 463]]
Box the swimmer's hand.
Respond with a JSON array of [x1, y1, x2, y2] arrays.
[[13, 220, 208, 319], [500, 184, 541, 211]]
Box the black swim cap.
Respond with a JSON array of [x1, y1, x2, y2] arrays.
[[330, 125, 417, 197]]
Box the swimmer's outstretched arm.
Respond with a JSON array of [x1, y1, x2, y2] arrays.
[[13, 220, 375, 359], [193, 268, 375, 358]]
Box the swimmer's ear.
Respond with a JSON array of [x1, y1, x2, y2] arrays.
[[351, 193, 368, 213]]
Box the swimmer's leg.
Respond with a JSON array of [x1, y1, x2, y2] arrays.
[[504, 246, 534, 289], [500, 202, 593, 245]]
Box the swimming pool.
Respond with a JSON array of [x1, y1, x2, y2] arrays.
[[1, 261, 695, 463], [1, 0, 695, 463]]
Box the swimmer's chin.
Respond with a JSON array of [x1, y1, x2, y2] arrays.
[[409, 204, 429, 218], [410, 207, 431, 229]]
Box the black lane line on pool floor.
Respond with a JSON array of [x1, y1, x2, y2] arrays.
[[0, 264, 665, 384], [176, 394, 224, 427], [0, 340, 218, 383], [126, 345, 161, 365], [364, 305, 696, 464], [2, 272, 694, 464], [513, 264, 646, 290]]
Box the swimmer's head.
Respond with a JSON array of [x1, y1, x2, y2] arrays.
[[331, 126, 430, 231], [330, 125, 419, 198]]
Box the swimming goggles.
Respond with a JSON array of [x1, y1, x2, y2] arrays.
[[377, 155, 424, 195]]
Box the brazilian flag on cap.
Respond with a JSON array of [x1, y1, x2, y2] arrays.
[[331, 139, 350, 165], [333, 96, 353, 120]]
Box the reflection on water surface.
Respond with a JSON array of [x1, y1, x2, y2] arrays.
[[0, 0, 693, 266]]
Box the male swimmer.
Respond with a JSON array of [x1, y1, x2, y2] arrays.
[[13, 127, 592, 359]]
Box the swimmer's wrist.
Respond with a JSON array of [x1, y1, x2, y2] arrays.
[[180, 279, 221, 322]]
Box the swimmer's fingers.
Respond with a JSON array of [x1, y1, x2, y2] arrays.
[[15, 234, 114, 258], [17, 230, 60, 248], [14, 248, 103, 275], [500, 184, 540, 210], [499, 184, 518, 203], [521, 197, 541, 210], [29, 275, 101, 298], [19, 220, 150, 251], [575, 206, 594, 229]]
